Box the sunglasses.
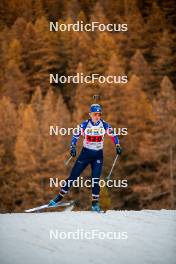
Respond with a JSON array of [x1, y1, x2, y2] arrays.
[[92, 112, 102, 117]]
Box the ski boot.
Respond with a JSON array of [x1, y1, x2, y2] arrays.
[[48, 195, 62, 207], [48, 200, 57, 207], [91, 201, 101, 212]]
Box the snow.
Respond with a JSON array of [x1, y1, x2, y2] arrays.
[[0, 210, 176, 264]]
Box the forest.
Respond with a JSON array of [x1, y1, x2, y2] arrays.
[[0, 0, 175, 212]]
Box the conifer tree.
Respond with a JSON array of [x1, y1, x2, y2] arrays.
[[30, 86, 43, 122], [15, 104, 41, 173], [90, 2, 108, 24], [118, 3, 147, 62], [0, 96, 18, 164], [33, 0, 46, 20], [11, 17, 27, 40], [41, 89, 70, 174], [73, 62, 101, 123], [145, 2, 166, 60], [20, 22, 37, 87], [100, 0, 125, 21], [8, 0, 33, 23], [2, 59, 31, 104], [33, 17, 57, 90], [130, 49, 154, 95], [63, 0, 81, 20], [99, 52, 126, 133], [152, 30, 174, 81], [153, 76, 176, 208], [5, 38, 22, 68], [146, 2, 166, 36], [120, 75, 154, 160], [87, 32, 120, 75]]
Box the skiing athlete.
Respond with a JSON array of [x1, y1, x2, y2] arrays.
[[49, 104, 122, 212]]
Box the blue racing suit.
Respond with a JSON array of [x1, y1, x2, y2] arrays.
[[58, 119, 119, 202]]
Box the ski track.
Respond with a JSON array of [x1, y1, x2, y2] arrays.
[[0, 210, 176, 264]]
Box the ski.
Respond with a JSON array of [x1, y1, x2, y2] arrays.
[[24, 200, 75, 213], [91, 210, 106, 214]]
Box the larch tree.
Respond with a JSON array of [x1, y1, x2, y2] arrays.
[[121, 74, 154, 161], [153, 76, 176, 208], [15, 104, 41, 174], [32, 16, 60, 92], [87, 32, 119, 75], [73, 30, 92, 67], [152, 30, 174, 82], [117, 74, 156, 208], [130, 49, 155, 96], [0, 96, 18, 165], [40, 89, 71, 179], [97, 54, 126, 209], [5, 38, 22, 68], [118, 3, 147, 63], [33, 0, 46, 20], [8, 0, 33, 23], [61, 26, 92, 103], [145, 1, 166, 60], [59, 17, 81, 77], [73, 62, 101, 123], [146, 2, 166, 36], [30, 86, 43, 122], [2, 58, 31, 104], [20, 22, 37, 86], [0, 96, 18, 212], [90, 2, 109, 24], [63, 0, 81, 20], [99, 0, 125, 21], [11, 17, 27, 41], [100, 52, 125, 127]]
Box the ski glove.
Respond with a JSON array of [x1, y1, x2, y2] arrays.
[[116, 144, 122, 155], [70, 145, 76, 157]]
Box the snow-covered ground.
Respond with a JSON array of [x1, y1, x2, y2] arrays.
[[0, 210, 176, 264]]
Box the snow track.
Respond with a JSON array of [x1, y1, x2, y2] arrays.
[[0, 210, 176, 264]]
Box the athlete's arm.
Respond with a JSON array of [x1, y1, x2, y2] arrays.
[[102, 121, 119, 145], [70, 120, 88, 147], [103, 121, 122, 155]]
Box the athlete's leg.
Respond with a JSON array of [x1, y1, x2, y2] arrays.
[[52, 148, 90, 203], [91, 151, 103, 204]]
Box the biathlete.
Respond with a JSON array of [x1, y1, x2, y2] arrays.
[[49, 104, 122, 212]]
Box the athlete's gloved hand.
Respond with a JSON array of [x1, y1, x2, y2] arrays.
[[70, 145, 76, 157], [116, 144, 122, 155]]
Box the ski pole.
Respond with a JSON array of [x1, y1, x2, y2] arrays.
[[64, 156, 73, 166], [105, 154, 119, 182]]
